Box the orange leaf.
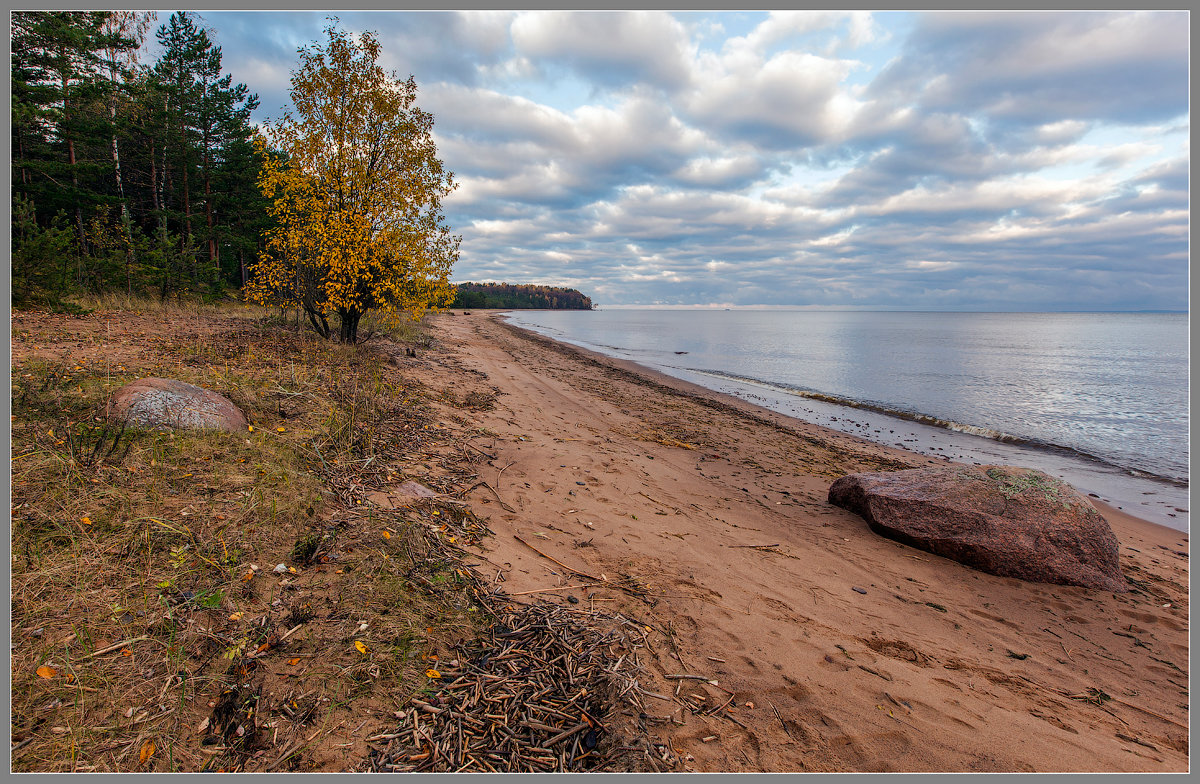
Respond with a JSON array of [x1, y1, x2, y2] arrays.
[[381, 530, 391, 540], [276, 427, 286, 433], [354, 640, 369, 654], [425, 669, 441, 679], [81, 517, 92, 526], [287, 657, 301, 666], [36, 665, 58, 679], [121, 649, 133, 657], [139, 738, 156, 764]]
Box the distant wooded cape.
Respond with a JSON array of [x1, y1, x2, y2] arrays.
[[451, 283, 593, 310]]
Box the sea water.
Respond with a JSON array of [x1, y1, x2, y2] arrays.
[[504, 309, 1189, 532]]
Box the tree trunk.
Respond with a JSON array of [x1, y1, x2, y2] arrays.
[[305, 306, 330, 339], [149, 136, 160, 212], [339, 309, 361, 344], [180, 116, 191, 238], [205, 170, 217, 279], [111, 120, 138, 295], [61, 69, 85, 258]]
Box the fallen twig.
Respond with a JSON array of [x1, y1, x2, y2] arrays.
[[768, 700, 793, 739], [514, 535, 603, 582], [85, 636, 155, 659]]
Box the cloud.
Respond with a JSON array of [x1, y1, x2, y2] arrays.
[[868, 11, 1188, 128], [195, 10, 1187, 311], [510, 11, 694, 91]]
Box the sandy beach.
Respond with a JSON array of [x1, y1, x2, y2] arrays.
[[413, 310, 1189, 772]]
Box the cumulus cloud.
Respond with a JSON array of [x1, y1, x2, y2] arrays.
[[199, 10, 1187, 310], [510, 11, 694, 91], [868, 11, 1188, 128]]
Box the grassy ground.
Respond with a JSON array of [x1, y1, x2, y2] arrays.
[[10, 298, 503, 771]]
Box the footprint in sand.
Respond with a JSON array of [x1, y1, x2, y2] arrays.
[[966, 608, 1021, 629], [861, 637, 934, 667]]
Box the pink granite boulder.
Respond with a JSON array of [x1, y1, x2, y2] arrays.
[[107, 377, 248, 433], [828, 465, 1126, 592]]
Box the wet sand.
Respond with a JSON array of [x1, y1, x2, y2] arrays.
[[419, 310, 1189, 772]]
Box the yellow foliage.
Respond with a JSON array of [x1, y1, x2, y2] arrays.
[[246, 24, 460, 341]]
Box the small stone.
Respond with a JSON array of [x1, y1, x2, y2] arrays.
[[852, 586, 867, 595], [273, 563, 287, 573]]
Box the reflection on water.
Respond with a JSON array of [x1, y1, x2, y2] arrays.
[[506, 309, 1189, 531]]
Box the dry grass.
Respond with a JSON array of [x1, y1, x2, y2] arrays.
[[10, 304, 496, 772]]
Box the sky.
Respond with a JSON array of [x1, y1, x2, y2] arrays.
[[165, 10, 1188, 310]]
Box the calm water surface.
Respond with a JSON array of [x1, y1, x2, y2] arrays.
[[505, 310, 1189, 531]]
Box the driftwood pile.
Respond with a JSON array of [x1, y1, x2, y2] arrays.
[[368, 602, 666, 772]]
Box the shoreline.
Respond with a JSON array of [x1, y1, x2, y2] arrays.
[[490, 311, 1183, 540], [423, 310, 1188, 772], [497, 309, 1189, 533]]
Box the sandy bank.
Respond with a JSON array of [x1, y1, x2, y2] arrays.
[[415, 310, 1188, 772]]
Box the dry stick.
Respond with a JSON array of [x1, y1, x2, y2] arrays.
[[464, 442, 497, 460], [514, 535, 603, 582], [1106, 695, 1188, 730], [666, 627, 691, 673], [768, 701, 793, 739], [248, 624, 305, 659], [727, 543, 779, 549], [85, 636, 155, 658], [478, 482, 516, 512], [506, 584, 600, 597], [636, 490, 676, 510], [544, 722, 588, 747], [494, 460, 513, 490], [267, 727, 323, 772]]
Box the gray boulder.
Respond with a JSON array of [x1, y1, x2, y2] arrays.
[[108, 377, 248, 433], [828, 465, 1126, 592]]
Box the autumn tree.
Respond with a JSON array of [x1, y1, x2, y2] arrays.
[[246, 24, 460, 343]]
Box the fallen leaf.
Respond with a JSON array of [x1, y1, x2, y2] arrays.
[[354, 640, 369, 654], [229, 612, 244, 621], [382, 530, 391, 540], [81, 517, 92, 526], [139, 738, 156, 763], [425, 669, 441, 679], [247, 425, 254, 432], [276, 427, 285, 432], [121, 649, 132, 657], [36, 665, 57, 679], [287, 657, 301, 666], [241, 572, 254, 582]]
